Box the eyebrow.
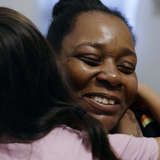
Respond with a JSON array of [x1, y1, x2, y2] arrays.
[[119, 48, 137, 59], [72, 42, 137, 58], [72, 42, 102, 53], [73, 42, 101, 49]]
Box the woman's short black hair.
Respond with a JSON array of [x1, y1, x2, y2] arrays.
[[47, 0, 135, 52]]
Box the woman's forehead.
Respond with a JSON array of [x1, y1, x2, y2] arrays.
[[61, 11, 135, 55]]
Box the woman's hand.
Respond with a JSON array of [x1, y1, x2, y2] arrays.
[[117, 109, 143, 137], [137, 83, 160, 124]]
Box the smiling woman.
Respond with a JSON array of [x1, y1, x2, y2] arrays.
[[0, 5, 160, 160], [47, 0, 138, 131]]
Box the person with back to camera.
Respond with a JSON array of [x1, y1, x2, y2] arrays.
[[0, 5, 160, 160], [0, 6, 118, 160], [47, 0, 144, 136]]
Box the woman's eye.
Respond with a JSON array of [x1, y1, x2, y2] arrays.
[[118, 62, 135, 74], [76, 55, 101, 66]]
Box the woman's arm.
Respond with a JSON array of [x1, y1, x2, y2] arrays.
[[138, 83, 160, 124], [134, 83, 160, 159], [109, 134, 160, 160], [155, 138, 160, 160], [116, 109, 143, 136]]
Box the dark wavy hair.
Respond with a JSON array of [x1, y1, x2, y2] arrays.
[[0, 7, 118, 160], [47, 0, 135, 52], [0, 6, 52, 132]]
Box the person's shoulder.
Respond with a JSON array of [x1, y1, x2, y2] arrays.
[[34, 126, 92, 160], [108, 134, 159, 160], [108, 134, 132, 157]]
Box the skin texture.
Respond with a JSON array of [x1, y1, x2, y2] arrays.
[[58, 11, 138, 131], [117, 109, 143, 136], [137, 83, 160, 124]]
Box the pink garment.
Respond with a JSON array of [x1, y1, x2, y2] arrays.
[[0, 126, 158, 160], [108, 134, 159, 160]]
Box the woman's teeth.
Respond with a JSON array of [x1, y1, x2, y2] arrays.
[[93, 96, 115, 105]]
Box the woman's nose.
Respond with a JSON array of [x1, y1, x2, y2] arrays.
[[96, 60, 122, 89]]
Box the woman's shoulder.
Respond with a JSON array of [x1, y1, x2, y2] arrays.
[[33, 126, 92, 160], [108, 134, 159, 160], [0, 126, 92, 160]]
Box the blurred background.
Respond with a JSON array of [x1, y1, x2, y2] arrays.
[[0, 0, 160, 93]]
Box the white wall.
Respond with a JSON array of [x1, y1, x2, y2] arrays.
[[0, 0, 56, 35], [135, 0, 160, 93], [0, 0, 39, 26]]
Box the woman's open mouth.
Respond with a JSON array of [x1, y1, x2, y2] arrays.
[[83, 93, 121, 115]]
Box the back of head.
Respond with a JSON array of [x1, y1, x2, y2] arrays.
[[0, 6, 85, 140], [47, 0, 130, 52], [0, 7, 56, 138], [0, 7, 118, 160], [0, 7, 92, 140]]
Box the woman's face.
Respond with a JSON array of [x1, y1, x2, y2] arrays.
[[58, 11, 137, 131]]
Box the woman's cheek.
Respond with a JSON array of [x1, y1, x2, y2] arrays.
[[124, 73, 138, 106], [64, 59, 92, 90]]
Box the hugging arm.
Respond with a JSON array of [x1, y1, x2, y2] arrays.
[[137, 83, 160, 124], [117, 83, 160, 136], [116, 109, 143, 136]]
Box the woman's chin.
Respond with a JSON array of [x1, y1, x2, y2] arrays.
[[89, 113, 119, 132]]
